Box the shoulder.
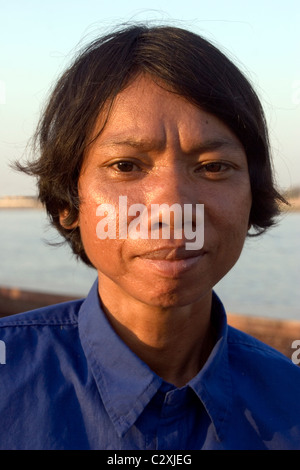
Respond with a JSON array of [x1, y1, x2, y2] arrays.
[[0, 298, 84, 328], [227, 324, 300, 398], [227, 324, 298, 365], [0, 299, 89, 449], [0, 299, 85, 367], [225, 326, 300, 449]]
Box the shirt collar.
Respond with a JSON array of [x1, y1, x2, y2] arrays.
[[78, 280, 163, 437], [78, 280, 232, 440]]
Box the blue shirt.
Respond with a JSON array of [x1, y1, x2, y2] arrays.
[[0, 280, 300, 450]]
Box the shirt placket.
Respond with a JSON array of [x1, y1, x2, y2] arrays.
[[156, 387, 188, 450]]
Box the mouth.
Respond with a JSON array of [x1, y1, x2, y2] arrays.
[[139, 245, 204, 260], [136, 246, 206, 277]]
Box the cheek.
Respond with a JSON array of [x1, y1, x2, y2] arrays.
[[79, 202, 111, 264], [205, 184, 252, 249], [78, 198, 131, 280]]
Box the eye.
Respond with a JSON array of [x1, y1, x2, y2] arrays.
[[113, 161, 137, 172], [203, 162, 227, 173], [195, 161, 231, 175]]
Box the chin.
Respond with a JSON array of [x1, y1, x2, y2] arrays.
[[142, 284, 210, 309]]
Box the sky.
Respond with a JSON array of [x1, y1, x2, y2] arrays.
[[0, 0, 299, 196]]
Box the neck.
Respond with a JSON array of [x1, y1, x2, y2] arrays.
[[98, 279, 215, 388]]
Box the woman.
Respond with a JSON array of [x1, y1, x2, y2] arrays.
[[0, 24, 299, 450]]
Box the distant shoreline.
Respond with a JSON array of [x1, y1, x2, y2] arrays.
[[0, 195, 300, 211], [0, 196, 43, 209], [281, 197, 300, 212]]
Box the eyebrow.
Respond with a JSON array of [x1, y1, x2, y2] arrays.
[[96, 137, 164, 152], [187, 138, 244, 154], [96, 137, 244, 154]]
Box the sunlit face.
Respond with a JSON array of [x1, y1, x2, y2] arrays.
[[74, 74, 252, 308]]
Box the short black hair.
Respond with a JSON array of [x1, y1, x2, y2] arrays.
[[17, 24, 287, 266]]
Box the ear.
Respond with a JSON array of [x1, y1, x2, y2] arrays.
[[59, 209, 79, 229]]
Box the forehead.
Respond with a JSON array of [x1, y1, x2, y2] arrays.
[[88, 74, 243, 154]]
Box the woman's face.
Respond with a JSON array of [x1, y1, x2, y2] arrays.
[[75, 74, 252, 308]]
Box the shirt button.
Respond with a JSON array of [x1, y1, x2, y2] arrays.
[[166, 390, 181, 405], [161, 388, 187, 417]]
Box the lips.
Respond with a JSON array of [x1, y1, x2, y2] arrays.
[[136, 246, 206, 277], [138, 246, 204, 261]]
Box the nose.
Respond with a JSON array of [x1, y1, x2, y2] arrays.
[[143, 165, 202, 241], [145, 165, 197, 208]]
